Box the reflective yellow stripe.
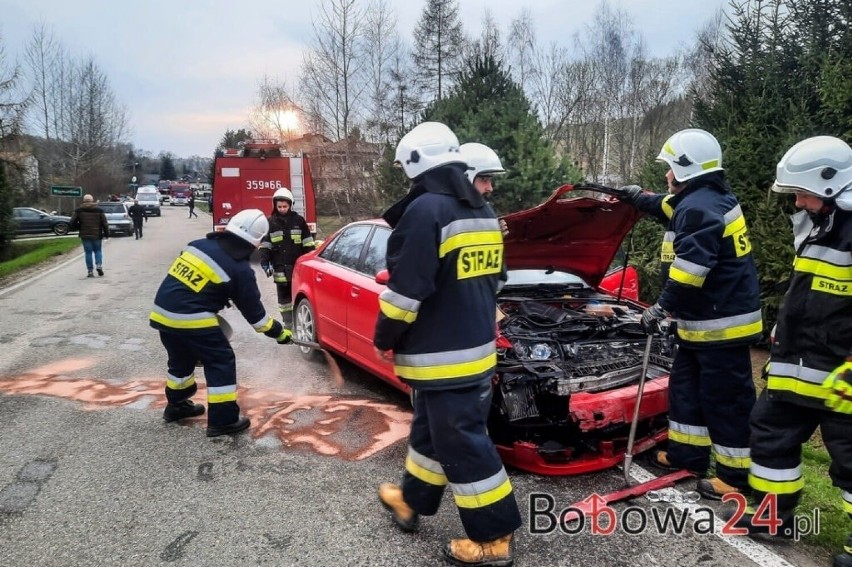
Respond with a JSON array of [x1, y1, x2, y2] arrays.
[[395, 352, 496, 381], [715, 454, 751, 469], [166, 375, 196, 390], [661, 196, 674, 219], [748, 473, 804, 495], [439, 230, 502, 259], [405, 455, 447, 486], [702, 159, 720, 171], [380, 298, 418, 323], [669, 266, 706, 287], [668, 429, 712, 447], [149, 311, 218, 329], [794, 257, 852, 280], [723, 212, 746, 237], [453, 478, 513, 509], [767, 376, 831, 401], [676, 320, 763, 343], [208, 391, 238, 403]]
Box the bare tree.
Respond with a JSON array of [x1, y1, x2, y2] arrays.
[[506, 9, 538, 93], [362, 0, 399, 143], [248, 75, 303, 143], [0, 29, 31, 141], [387, 41, 420, 138], [412, 0, 465, 101], [300, 0, 367, 140]]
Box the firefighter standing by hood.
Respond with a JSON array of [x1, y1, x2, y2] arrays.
[[259, 188, 315, 329], [149, 209, 293, 437], [374, 122, 521, 567], [614, 128, 762, 500], [725, 136, 852, 567]]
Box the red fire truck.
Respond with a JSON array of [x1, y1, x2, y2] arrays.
[[211, 139, 317, 235]]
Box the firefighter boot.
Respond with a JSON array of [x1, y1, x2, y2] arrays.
[[163, 399, 205, 422], [206, 416, 251, 437], [443, 534, 514, 567], [696, 477, 747, 501], [649, 450, 680, 472], [378, 483, 419, 533], [835, 534, 852, 567]]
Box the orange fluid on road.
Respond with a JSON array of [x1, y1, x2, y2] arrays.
[[0, 365, 410, 461]]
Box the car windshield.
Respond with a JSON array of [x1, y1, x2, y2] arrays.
[[504, 269, 590, 288], [137, 194, 158, 202], [98, 203, 125, 213]]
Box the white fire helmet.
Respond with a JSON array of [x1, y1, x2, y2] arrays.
[[273, 187, 294, 205], [459, 143, 506, 183], [225, 208, 269, 248], [394, 121, 465, 179], [772, 136, 852, 210], [656, 129, 723, 183]]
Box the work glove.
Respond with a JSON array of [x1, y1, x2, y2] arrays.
[[261, 262, 273, 278], [822, 359, 852, 414], [276, 329, 293, 345], [612, 185, 643, 205], [640, 303, 668, 334]]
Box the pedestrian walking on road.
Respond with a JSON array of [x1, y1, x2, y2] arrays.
[[723, 136, 852, 567], [187, 193, 198, 218], [149, 209, 294, 438], [127, 198, 147, 239], [613, 128, 762, 501], [69, 194, 109, 278], [374, 122, 521, 567]]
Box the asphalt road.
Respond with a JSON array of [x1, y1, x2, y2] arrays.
[[0, 206, 830, 566]]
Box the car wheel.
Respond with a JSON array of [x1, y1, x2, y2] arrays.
[[294, 297, 321, 361], [53, 222, 69, 236]]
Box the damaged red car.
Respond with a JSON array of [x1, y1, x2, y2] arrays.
[[290, 185, 673, 476]]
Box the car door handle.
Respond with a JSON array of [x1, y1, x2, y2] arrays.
[[351, 287, 360, 298], [316, 273, 323, 282]]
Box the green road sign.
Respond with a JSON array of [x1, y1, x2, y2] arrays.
[[51, 185, 83, 197]]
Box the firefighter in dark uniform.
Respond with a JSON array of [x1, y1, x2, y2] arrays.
[[259, 187, 315, 329], [726, 136, 852, 567], [150, 209, 293, 437], [374, 122, 521, 567], [615, 128, 762, 500]]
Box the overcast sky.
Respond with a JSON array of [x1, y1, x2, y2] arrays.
[[2, 0, 729, 158]]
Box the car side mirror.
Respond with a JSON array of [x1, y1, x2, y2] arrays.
[[375, 269, 389, 285]]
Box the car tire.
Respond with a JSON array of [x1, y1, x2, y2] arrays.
[[294, 297, 321, 362], [53, 222, 69, 236]]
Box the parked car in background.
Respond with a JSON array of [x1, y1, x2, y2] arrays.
[[97, 201, 134, 237], [290, 185, 674, 476], [12, 207, 72, 236]]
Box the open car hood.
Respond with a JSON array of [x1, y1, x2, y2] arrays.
[[500, 184, 643, 286]]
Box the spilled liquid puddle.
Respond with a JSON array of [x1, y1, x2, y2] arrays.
[[0, 358, 411, 461]]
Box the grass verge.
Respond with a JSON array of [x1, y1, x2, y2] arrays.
[[0, 238, 81, 278]]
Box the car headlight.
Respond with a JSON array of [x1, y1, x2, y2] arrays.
[[511, 341, 558, 361]]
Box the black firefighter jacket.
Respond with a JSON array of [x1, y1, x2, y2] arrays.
[[373, 164, 504, 391], [149, 233, 282, 339], [259, 210, 315, 270], [632, 173, 763, 348], [767, 207, 852, 411]]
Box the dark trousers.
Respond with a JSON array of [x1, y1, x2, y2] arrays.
[[188, 206, 198, 218], [666, 345, 756, 488], [133, 220, 143, 238], [401, 381, 522, 541], [749, 389, 852, 516], [159, 330, 239, 427]]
